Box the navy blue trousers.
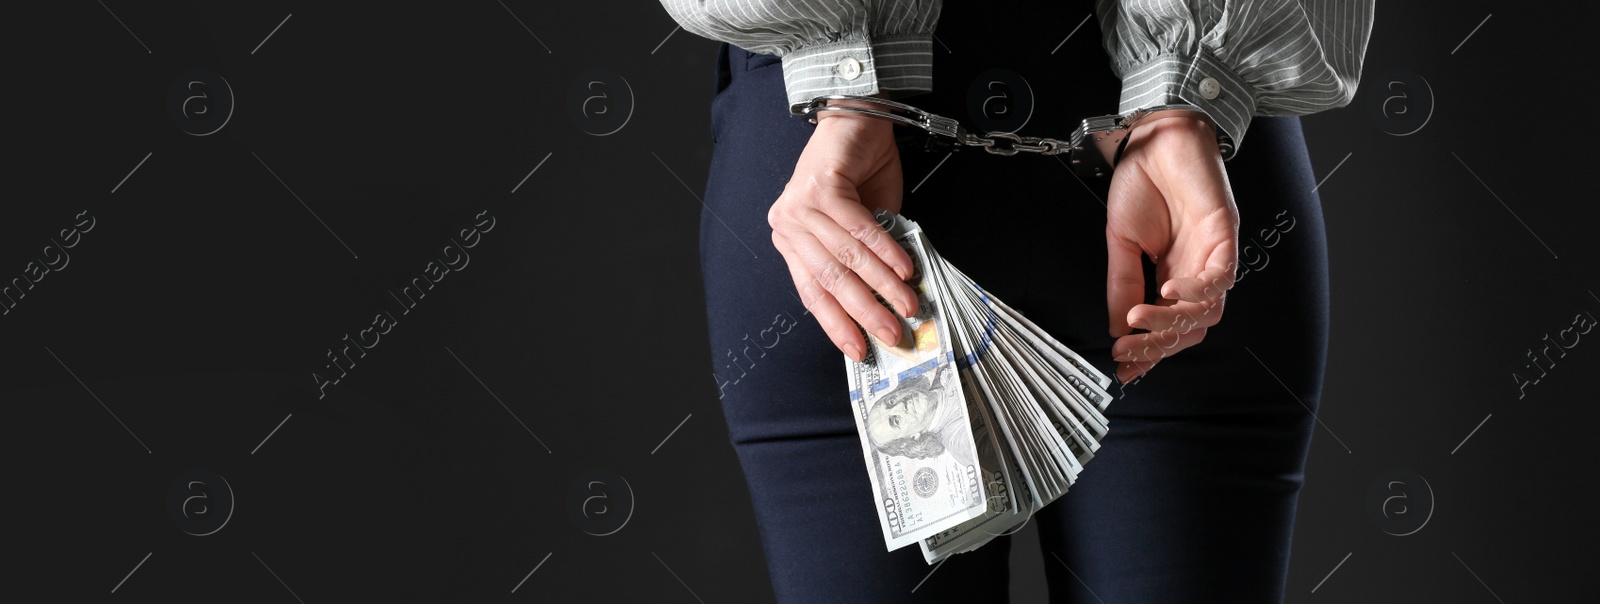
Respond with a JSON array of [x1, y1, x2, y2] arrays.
[[699, 6, 1328, 601]]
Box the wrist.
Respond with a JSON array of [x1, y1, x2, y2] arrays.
[[813, 96, 895, 135], [1118, 111, 1226, 166], [1131, 115, 1218, 148]]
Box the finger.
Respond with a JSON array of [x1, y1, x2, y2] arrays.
[[817, 196, 916, 284], [1110, 326, 1209, 364], [1106, 229, 1146, 338], [1159, 233, 1239, 302], [1157, 170, 1239, 301], [1126, 297, 1225, 333], [1117, 359, 1158, 384], [780, 227, 903, 346], [774, 234, 869, 361], [799, 208, 919, 318]]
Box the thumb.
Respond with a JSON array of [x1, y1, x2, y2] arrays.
[[1106, 228, 1145, 338]]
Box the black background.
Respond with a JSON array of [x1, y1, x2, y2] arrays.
[[5, 1, 1595, 602]]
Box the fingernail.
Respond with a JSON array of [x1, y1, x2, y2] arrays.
[[843, 342, 862, 361], [876, 323, 899, 346], [1129, 318, 1148, 330], [1113, 352, 1133, 362]]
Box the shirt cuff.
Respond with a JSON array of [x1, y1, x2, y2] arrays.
[[1117, 49, 1256, 159], [781, 34, 934, 115]]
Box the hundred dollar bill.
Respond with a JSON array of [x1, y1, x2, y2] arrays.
[[846, 213, 987, 551]]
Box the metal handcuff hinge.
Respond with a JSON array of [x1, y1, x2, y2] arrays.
[[796, 94, 1232, 179]]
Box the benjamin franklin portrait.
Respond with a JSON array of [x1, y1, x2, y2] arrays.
[[863, 367, 975, 468]]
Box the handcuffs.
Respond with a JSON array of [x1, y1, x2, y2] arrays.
[[796, 94, 1233, 179]]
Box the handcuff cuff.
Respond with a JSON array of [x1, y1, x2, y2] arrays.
[[795, 94, 1234, 179]]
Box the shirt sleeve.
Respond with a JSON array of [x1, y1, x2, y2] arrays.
[[659, 0, 941, 114], [1096, 0, 1375, 158]]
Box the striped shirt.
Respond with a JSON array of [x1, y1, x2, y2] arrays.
[[659, 0, 1374, 157]]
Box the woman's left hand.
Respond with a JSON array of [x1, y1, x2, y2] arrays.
[[1104, 116, 1241, 384]]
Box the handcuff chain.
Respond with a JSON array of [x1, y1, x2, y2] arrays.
[[796, 94, 1230, 178], [799, 95, 1075, 157]]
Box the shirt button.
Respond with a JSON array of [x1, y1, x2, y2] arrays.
[[837, 57, 862, 80], [1198, 77, 1220, 100]]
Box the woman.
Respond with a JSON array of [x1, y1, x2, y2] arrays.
[[664, 0, 1373, 601]]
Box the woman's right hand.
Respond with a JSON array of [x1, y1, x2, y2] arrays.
[[769, 101, 920, 362]]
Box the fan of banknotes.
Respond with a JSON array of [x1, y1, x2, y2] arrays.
[[846, 212, 1115, 564]]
